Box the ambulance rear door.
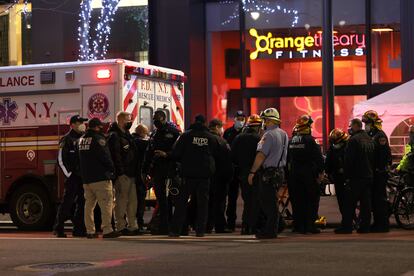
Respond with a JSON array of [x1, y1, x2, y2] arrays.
[[154, 80, 172, 122], [136, 77, 155, 131]]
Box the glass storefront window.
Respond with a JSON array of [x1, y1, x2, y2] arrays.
[[206, 0, 401, 129], [279, 95, 367, 141]]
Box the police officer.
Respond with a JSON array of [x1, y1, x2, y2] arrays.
[[132, 124, 150, 232], [108, 111, 139, 235], [335, 119, 375, 234], [143, 110, 180, 235], [79, 118, 120, 239], [223, 110, 245, 231], [288, 115, 324, 234], [248, 108, 288, 239], [53, 115, 88, 238], [232, 114, 262, 235], [207, 119, 234, 233], [170, 115, 221, 237], [325, 128, 349, 217], [362, 110, 392, 232]]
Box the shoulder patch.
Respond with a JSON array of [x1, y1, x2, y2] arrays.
[[98, 139, 107, 147]]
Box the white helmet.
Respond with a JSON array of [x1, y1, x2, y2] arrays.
[[261, 108, 281, 123]]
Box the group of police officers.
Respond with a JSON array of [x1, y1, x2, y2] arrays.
[[52, 105, 410, 239]]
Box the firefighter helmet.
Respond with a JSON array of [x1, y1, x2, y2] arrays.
[[362, 110, 383, 129], [329, 128, 349, 145], [261, 108, 280, 123], [294, 115, 313, 135], [247, 114, 262, 127]]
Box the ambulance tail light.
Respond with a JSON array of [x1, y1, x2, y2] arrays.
[[97, 69, 111, 79]]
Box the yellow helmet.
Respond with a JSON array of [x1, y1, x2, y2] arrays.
[[294, 115, 313, 135], [362, 110, 383, 130], [261, 108, 280, 123], [247, 114, 262, 127], [329, 128, 349, 145]]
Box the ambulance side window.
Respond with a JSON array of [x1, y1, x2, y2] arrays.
[[157, 108, 170, 122], [139, 106, 153, 130]]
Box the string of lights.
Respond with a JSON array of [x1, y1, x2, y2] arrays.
[[221, 0, 299, 27], [78, 0, 92, 61], [78, 0, 120, 61]]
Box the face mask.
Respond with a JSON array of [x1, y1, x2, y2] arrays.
[[125, 122, 132, 130], [76, 124, 86, 133], [365, 124, 371, 133], [154, 120, 163, 129], [234, 120, 244, 131], [219, 127, 224, 136]]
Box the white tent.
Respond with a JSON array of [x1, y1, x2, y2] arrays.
[[353, 79, 414, 138]]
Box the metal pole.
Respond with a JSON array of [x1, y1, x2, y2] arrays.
[[239, 0, 250, 113], [365, 0, 372, 98], [322, 0, 335, 151]]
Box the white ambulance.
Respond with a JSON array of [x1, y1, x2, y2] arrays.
[[0, 59, 185, 230]]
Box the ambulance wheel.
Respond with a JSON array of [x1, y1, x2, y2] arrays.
[[9, 185, 54, 231]]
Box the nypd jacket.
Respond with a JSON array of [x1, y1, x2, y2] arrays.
[[58, 129, 82, 178], [172, 123, 220, 179], [108, 123, 137, 177], [79, 129, 115, 184], [288, 134, 324, 178], [143, 122, 180, 177]]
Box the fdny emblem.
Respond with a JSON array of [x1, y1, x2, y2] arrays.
[[0, 98, 18, 125], [26, 150, 35, 161], [88, 93, 110, 120]]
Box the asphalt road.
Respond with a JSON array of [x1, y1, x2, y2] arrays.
[[1, 230, 414, 276], [0, 196, 411, 275]]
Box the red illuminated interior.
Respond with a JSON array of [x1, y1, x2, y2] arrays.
[[210, 30, 402, 135]]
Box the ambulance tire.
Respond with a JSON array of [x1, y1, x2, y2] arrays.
[[9, 185, 54, 231]]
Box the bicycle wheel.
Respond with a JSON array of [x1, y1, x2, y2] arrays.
[[394, 187, 414, 230]]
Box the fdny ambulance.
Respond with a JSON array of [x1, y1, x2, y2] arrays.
[[0, 59, 185, 230]]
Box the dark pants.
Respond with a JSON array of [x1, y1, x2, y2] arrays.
[[226, 170, 238, 229], [153, 174, 169, 234], [372, 171, 390, 229], [171, 178, 210, 235], [207, 177, 228, 232], [136, 181, 147, 228], [251, 174, 279, 237], [290, 171, 320, 232], [240, 173, 254, 229], [342, 178, 372, 230], [54, 175, 86, 234], [333, 174, 346, 216]]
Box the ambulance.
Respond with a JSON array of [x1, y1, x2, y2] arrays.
[[0, 59, 185, 230]]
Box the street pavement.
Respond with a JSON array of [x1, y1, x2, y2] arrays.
[[0, 196, 413, 275]]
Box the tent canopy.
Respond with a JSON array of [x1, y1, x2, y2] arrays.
[[353, 80, 414, 137]]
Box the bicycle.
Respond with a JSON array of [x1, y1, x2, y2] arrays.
[[387, 171, 414, 229]]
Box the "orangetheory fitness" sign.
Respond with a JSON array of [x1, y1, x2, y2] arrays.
[[249, 28, 366, 60]]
